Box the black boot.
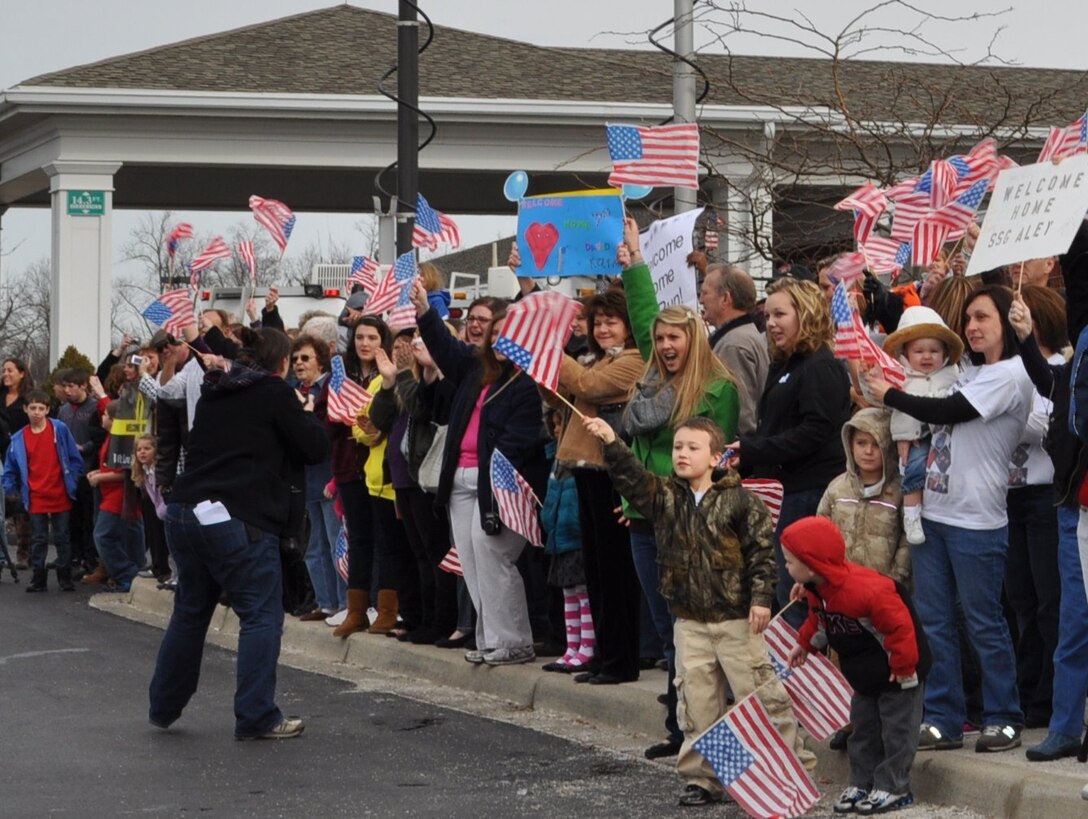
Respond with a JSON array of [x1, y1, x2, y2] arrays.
[[26, 568, 48, 593], [57, 567, 75, 592]]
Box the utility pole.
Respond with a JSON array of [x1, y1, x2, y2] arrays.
[[673, 0, 697, 214], [396, 1, 419, 256]]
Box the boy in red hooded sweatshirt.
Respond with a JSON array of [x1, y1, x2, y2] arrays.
[[782, 516, 930, 816]]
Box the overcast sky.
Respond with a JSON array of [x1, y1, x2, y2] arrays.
[[1, 1, 1086, 281]]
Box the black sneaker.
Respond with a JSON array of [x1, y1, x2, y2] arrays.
[[975, 724, 1022, 753]]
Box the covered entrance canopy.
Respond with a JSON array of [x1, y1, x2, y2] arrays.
[[1, 5, 1082, 363]]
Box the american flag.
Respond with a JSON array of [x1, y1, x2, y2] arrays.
[[238, 240, 256, 284], [832, 281, 906, 387], [188, 236, 231, 287], [692, 696, 820, 819], [763, 617, 853, 741], [493, 290, 580, 393], [704, 230, 719, 251], [824, 251, 867, 287], [365, 250, 418, 318], [861, 236, 906, 277], [834, 184, 887, 246], [166, 222, 193, 270], [930, 178, 988, 237], [490, 449, 543, 547], [249, 195, 296, 253], [143, 289, 195, 338], [606, 122, 701, 190], [889, 190, 930, 242], [412, 194, 461, 252], [349, 255, 381, 294], [439, 545, 463, 576], [741, 478, 784, 530], [1038, 113, 1088, 164], [334, 523, 349, 582], [952, 138, 1000, 192], [326, 354, 373, 425], [910, 216, 950, 268]]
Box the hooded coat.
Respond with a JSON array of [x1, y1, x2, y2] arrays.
[[782, 516, 930, 696], [816, 408, 911, 584]]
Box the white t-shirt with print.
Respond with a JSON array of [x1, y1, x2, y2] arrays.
[[922, 357, 1033, 530], [1007, 352, 1063, 489]]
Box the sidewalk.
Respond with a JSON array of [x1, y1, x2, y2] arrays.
[[94, 579, 1088, 818]]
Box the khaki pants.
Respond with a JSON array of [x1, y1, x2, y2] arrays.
[[674, 617, 816, 795]]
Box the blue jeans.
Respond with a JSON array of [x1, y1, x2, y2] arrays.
[[630, 526, 682, 743], [773, 488, 825, 629], [913, 519, 1023, 735], [30, 510, 72, 570], [93, 510, 145, 585], [1049, 506, 1088, 738], [901, 439, 929, 495], [304, 498, 345, 612], [149, 504, 285, 737]]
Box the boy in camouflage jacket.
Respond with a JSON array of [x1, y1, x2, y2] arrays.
[[583, 414, 814, 807]]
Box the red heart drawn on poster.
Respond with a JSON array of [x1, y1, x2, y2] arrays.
[[525, 222, 559, 271]]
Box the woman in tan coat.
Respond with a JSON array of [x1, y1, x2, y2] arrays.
[[547, 288, 645, 683]]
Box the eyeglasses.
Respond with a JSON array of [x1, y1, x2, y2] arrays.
[[291, 354, 313, 363], [466, 314, 490, 324]]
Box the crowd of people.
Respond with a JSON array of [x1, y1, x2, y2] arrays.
[[2, 214, 1087, 811]]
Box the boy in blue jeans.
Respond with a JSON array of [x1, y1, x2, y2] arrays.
[[2, 389, 84, 592]]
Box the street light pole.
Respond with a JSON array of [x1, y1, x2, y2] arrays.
[[396, 1, 419, 256], [673, 0, 697, 214]]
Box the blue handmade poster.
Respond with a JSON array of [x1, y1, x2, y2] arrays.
[[516, 189, 624, 278]]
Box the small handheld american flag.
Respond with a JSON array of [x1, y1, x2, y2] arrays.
[[365, 251, 418, 318], [493, 290, 580, 393], [249, 195, 296, 254], [326, 355, 373, 426], [143, 289, 196, 338], [238, 240, 256, 284], [490, 449, 542, 547], [349, 255, 381, 294], [412, 194, 461, 252], [189, 236, 232, 286], [606, 123, 700, 190]]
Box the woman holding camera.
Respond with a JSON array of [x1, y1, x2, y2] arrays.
[[410, 280, 546, 666]]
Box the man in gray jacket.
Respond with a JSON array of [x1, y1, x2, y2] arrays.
[[700, 264, 769, 436]]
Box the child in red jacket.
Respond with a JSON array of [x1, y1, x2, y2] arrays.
[[782, 516, 930, 816]]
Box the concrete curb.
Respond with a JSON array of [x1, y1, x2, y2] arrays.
[[94, 579, 1088, 818]]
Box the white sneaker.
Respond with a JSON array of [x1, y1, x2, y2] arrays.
[[325, 608, 348, 627], [903, 508, 925, 545]]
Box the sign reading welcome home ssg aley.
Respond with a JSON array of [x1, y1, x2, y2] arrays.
[[967, 155, 1088, 276], [66, 190, 106, 217]]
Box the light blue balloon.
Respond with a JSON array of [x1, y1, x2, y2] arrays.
[[503, 171, 529, 202], [622, 183, 654, 200]]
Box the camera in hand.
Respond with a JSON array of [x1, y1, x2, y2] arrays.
[[482, 511, 503, 536]]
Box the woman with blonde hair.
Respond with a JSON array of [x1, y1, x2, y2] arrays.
[[617, 216, 740, 765], [727, 275, 851, 627]]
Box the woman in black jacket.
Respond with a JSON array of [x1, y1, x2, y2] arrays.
[[410, 280, 546, 666], [730, 276, 851, 627], [148, 327, 329, 740]]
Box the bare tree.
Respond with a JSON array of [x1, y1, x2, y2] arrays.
[[0, 258, 52, 379], [637, 2, 1088, 267]]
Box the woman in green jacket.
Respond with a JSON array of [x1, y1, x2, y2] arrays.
[[617, 216, 740, 760]]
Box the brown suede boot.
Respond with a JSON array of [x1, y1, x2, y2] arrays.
[[367, 589, 399, 634], [332, 589, 370, 638], [80, 562, 108, 586]]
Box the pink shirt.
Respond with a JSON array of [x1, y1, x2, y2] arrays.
[[457, 385, 490, 469]]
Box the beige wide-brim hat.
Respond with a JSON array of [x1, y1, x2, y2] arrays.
[[882, 306, 964, 364]]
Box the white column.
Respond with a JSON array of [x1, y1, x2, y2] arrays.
[[713, 174, 775, 286], [43, 161, 122, 367]]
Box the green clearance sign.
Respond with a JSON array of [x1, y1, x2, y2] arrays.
[[66, 190, 106, 216]]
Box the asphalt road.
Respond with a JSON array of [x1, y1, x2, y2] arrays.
[[0, 580, 726, 818]]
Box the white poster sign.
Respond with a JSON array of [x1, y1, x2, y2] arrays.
[[967, 154, 1088, 276], [640, 207, 704, 310]]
